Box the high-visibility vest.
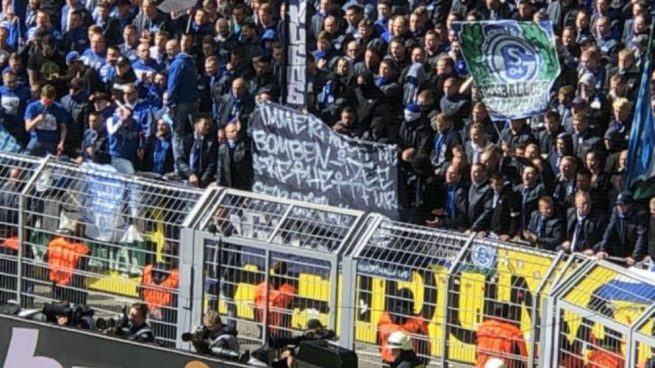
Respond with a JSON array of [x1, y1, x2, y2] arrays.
[[254, 282, 296, 328], [586, 350, 624, 368], [141, 264, 179, 311], [378, 312, 430, 363], [0, 237, 18, 251], [476, 319, 528, 368], [47, 237, 89, 286]]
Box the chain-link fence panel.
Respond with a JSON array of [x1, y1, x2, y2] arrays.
[[348, 215, 470, 367], [554, 263, 655, 367], [196, 189, 363, 355], [446, 239, 562, 367], [19, 160, 202, 347], [0, 153, 44, 305]]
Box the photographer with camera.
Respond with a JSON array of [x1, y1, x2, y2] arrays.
[[125, 302, 155, 343], [268, 319, 335, 350], [183, 310, 240, 360]]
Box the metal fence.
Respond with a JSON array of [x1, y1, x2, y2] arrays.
[[183, 187, 364, 352], [2, 152, 655, 367], [0, 153, 203, 347]]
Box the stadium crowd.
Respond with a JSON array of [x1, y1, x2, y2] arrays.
[[0, 0, 653, 268]]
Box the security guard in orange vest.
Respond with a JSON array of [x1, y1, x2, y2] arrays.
[[0, 234, 19, 303], [475, 302, 528, 368], [254, 261, 296, 338], [378, 289, 430, 365], [585, 328, 625, 368], [46, 228, 90, 305], [139, 242, 179, 346]]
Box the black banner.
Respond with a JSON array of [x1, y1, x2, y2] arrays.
[[0, 315, 239, 368], [251, 103, 400, 219], [283, 0, 308, 108]]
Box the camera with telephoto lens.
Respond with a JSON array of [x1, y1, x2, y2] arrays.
[[181, 326, 240, 360], [181, 325, 210, 342], [96, 305, 129, 335], [42, 302, 96, 330]]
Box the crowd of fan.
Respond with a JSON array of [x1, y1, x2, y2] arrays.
[[0, 0, 654, 265]]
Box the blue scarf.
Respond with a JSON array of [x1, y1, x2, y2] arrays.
[[153, 137, 170, 175]]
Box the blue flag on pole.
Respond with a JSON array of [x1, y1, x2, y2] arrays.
[[625, 59, 655, 196]]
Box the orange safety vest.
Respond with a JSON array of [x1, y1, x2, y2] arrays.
[[47, 237, 89, 286], [254, 282, 296, 328], [142, 265, 179, 311], [585, 350, 624, 368], [476, 319, 528, 368], [1, 237, 18, 251], [378, 312, 430, 363]]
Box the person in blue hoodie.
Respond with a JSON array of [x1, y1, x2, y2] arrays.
[[165, 38, 199, 140], [0, 69, 30, 147]]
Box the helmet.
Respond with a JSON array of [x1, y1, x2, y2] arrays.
[[484, 358, 506, 368], [387, 331, 412, 351]]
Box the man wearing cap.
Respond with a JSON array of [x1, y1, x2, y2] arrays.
[[386, 332, 425, 368], [594, 191, 648, 266], [378, 289, 429, 365]]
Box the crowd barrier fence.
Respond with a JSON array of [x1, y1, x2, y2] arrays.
[[1, 152, 655, 367]]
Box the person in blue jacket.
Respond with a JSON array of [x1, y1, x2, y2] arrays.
[[106, 83, 144, 174], [165, 39, 198, 140]]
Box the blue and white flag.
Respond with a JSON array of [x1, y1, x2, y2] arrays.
[[625, 58, 655, 197], [81, 162, 125, 242]]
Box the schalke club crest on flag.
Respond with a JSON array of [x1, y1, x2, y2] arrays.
[[454, 21, 560, 121]]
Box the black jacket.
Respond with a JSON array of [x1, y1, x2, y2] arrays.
[[514, 183, 546, 232], [174, 133, 218, 188], [595, 206, 649, 260], [490, 187, 521, 237], [431, 128, 462, 165], [213, 92, 256, 129], [564, 208, 607, 253], [572, 129, 604, 162], [216, 139, 253, 190], [398, 118, 433, 154], [527, 211, 564, 251], [552, 175, 576, 209], [499, 125, 536, 150], [467, 180, 494, 232]]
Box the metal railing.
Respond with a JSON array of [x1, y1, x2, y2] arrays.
[[0, 153, 203, 347], [1, 152, 655, 367]]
